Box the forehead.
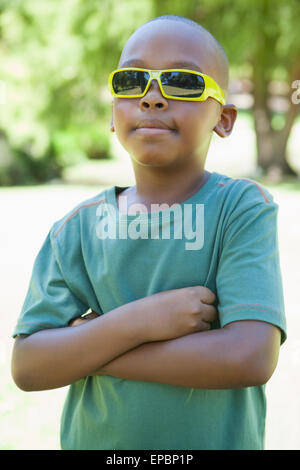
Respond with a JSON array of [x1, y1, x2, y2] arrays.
[[119, 20, 218, 77]]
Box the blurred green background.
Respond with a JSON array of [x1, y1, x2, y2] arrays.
[[1, 0, 300, 449]]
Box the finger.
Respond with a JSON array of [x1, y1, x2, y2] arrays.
[[198, 320, 211, 332], [68, 317, 82, 327], [196, 286, 216, 305], [69, 318, 89, 327], [90, 310, 99, 316], [69, 311, 99, 327], [201, 304, 218, 323], [83, 312, 99, 320]]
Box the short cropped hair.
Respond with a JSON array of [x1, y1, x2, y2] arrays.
[[146, 15, 228, 60], [143, 15, 229, 93]]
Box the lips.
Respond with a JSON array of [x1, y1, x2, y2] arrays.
[[135, 119, 174, 131]]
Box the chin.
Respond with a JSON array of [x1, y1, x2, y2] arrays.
[[130, 151, 176, 168]]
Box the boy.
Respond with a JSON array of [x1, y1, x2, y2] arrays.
[[11, 15, 286, 450]]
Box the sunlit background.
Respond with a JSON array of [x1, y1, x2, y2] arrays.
[[1, 0, 300, 449]]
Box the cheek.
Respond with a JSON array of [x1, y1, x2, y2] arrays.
[[113, 100, 136, 130], [176, 114, 207, 146], [181, 104, 219, 141], [112, 103, 125, 134]]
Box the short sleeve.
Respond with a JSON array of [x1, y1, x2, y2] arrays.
[[216, 194, 287, 344], [12, 228, 90, 338]]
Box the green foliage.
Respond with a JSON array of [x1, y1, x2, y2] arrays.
[[153, 0, 300, 79], [1, 0, 300, 184], [0, 0, 153, 184]]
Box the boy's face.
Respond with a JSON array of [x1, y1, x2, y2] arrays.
[[112, 20, 235, 169]]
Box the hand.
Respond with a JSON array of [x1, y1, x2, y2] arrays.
[[68, 310, 99, 327], [140, 286, 218, 342], [68, 286, 218, 344]]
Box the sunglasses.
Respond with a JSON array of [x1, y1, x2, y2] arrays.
[[108, 67, 225, 105]]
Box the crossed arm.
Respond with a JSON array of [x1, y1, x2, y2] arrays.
[[12, 288, 282, 391], [74, 315, 281, 389]]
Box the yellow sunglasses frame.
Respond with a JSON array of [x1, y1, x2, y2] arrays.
[[108, 67, 225, 105]]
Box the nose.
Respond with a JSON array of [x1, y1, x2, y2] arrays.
[[139, 80, 168, 110]]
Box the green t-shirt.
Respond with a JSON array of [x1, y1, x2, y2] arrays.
[[12, 170, 286, 450]]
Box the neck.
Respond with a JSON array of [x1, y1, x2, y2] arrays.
[[129, 160, 210, 208]]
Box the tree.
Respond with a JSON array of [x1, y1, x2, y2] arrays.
[[153, 0, 300, 178], [2, 0, 300, 184], [0, 0, 153, 184]]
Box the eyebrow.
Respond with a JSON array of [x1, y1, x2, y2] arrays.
[[120, 59, 203, 73]]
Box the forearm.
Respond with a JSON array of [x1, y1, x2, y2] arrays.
[[11, 301, 149, 392], [94, 321, 280, 389], [11, 286, 199, 392], [94, 330, 243, 389]]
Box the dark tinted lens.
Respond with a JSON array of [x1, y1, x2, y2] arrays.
[[160, 71, 205, 98], [112, 70, 150, 95]]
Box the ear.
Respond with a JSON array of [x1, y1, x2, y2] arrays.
[[110, 117, 115, 133], [213, 104, 237, 138]]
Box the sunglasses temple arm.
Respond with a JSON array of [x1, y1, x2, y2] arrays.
[[204, 87, 225, 105]]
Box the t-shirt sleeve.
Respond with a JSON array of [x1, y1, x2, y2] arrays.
[[12, 227, 90, 338], [216, 190, 287, 344]]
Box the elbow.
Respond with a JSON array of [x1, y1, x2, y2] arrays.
[[11, 363, 34, 392], [253, 360, 278, 386], [11, 341, 36, 392], [238, 349, 279, 387], [225, 321, 281, 388], [12, 374, 34, 392], [240, 366, 274, 388], [11, 358, 35, 392]]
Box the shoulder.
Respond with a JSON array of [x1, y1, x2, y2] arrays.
[[213, 172, 276, 209], [210, 173, 279, 239], [50, 188, 109, 248]]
